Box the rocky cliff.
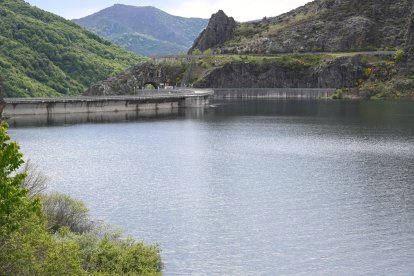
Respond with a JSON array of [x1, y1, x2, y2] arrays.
[[85, 62, 184, 96], [405, 1, 414, 59], [194, 56, 366, 88], [85, 54, 374, 95], [189, 10, 237, 54], [204, 0, 413, 54]]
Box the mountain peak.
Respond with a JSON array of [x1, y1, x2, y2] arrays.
[[73, 5, 208, 56], [111, 4, 159, 10]]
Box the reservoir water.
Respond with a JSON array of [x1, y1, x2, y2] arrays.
[[7, 99, 414, 275]]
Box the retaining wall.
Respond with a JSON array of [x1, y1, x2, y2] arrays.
[[212, 88, 336, 99]]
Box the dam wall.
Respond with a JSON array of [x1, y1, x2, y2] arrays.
[[1, 90, 212, 117], [212, 88, 336, 99]]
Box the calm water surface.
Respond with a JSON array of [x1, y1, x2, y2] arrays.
[[8, 100, 414, 275]]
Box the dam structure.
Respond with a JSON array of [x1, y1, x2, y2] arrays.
[[211, 88, 336, 99], [1, 88, 337, 117], [1, 89, 213, 117]]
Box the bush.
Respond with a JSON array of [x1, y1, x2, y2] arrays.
[[331, 89, 344, 100], [191, 48, 202, 55], [393, 49, 406, 63], [0, 122, 39, 235], [42, 192, 93, 234], [83, 235, 162, 274], [203, 48, 213, 55], [20, 159, 48, 199]]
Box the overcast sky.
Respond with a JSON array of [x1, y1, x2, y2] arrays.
[[25, 0, 312, 22]]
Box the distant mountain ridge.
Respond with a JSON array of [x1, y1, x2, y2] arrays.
[[0, 0, 144, 97], [74, 5, 208, 56]]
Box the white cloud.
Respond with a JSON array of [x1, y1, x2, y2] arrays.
[[166, 0, 311, 21]]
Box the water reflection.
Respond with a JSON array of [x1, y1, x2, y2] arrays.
[[6, 109, 183, 128], [8, 99, 414, 131], [7, 99, 414, 275]]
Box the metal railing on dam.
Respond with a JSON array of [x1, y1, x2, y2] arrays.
[[2, 89, 213, 117], [211, 88, 336, 99]]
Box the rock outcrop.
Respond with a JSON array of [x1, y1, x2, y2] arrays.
[[189, 10, 237, 53], [405, 1, 414, 60], [214, 0, 413, 54], [194, 56, 366, 88], [85, 55, 371, 95], [85, 62, 184, 96]]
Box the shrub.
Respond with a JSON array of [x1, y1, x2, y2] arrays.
[[393, 49, 406, 63], [191, 48, 202, 55], [20, 159, 48, 199], [42, 192, 93, 234], [57, 226, 163, 275], [0, 122, 40, 235], [203, 48, 213, 55], [331, 89, 344, 100]]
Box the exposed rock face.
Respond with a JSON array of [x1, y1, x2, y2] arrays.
[[84, 62, 184, 96], [405, 1, 414, 59], [189, 10, 237, 53], [217, 0, 413, 54], [86, 55, 369, 95], [0, 76, 3, 98], [396, 0, 414, 78], [194, 56, 365, 88]]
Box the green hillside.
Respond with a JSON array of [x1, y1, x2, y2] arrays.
[[112, 32, 186, 57], [0, 0, 145, 97], [73, 5, 208, 56]]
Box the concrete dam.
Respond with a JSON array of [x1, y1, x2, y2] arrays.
[[1, 90, 213, 117], [1, 88, 336, 117]]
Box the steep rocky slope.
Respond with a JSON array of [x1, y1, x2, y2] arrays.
[[190, 0, 413, 54], [74, 5, 208, 56], [86, 52, 413, 99], [194, 56, 366, 88], [84, 54, 381, 94], [189, 10, 237, 53]]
